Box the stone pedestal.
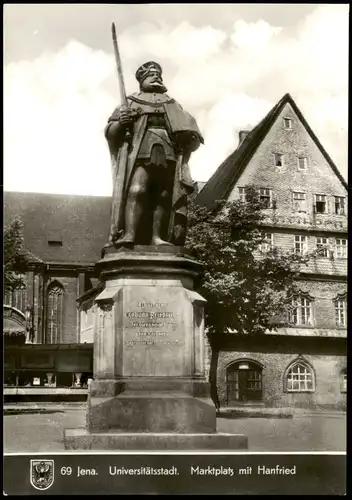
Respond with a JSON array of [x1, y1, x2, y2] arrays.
[[64, 247, 247, 450]]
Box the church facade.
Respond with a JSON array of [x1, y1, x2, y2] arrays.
[[4, 94, 347, 409], [3, 193, 110, 395]]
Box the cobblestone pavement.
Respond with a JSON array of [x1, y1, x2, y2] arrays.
[[3, 406, 346, 453]]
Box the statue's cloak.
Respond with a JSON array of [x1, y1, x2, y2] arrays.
[[105, 92, 203, 244]]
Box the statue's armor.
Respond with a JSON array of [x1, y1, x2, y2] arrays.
[[127, 92, 177, 164], [137, 115, 176, 163]]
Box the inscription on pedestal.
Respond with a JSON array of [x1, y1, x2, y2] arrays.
[[122, 290, 188, 377], [125, 303, 181, 347]]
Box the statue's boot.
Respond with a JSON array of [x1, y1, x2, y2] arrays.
[[101, 230, 120, 257], [102, 225, 120, 251], [151, 204, 173, 246], [152, 237, 173, 246], [114, 237, 134, 248]]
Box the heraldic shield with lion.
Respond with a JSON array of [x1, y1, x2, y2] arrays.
[[30, 460, 54, 490]]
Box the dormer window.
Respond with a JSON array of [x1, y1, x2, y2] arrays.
[[283, 118, 292, 129], [47, 230, 62, 247], [258, 188, 272, 208], [297, 157, 307, 170], [334, 196, 346, 215], [314, 194, 327, 214], [274, 153, 284, 167], [292, 192, 306, 212]]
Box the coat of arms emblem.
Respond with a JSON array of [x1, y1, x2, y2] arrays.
[[30, 460, 54, 490]]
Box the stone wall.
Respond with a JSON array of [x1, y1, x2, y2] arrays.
[[216, 337, 346, 410]]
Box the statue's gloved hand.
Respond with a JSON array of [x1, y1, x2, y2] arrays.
[[117, 106, 135, 126]]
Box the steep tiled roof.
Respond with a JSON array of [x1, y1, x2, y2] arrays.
[[196, 93, 347, 210], [4, 192, 111, 265]]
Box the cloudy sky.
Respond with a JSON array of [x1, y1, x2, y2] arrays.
[[4, 4, 348, 196]]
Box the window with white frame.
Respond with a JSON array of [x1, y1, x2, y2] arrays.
[[289, 294, 313, 325], [340, 369, 347, 393], [260, 232, 273, 252], [292, 192, 306, 212], [285, 361, 315, 392], [238, 187, 246, 203], [334, 196, 346, 215], [283, 117, 292, 129], [334, 295, 347, 327], [294, 235, 308, 255], [336, 238, 347, 258], [316, 237, 329, 257], [273, 153, 284, 167], [314, 194, 327, 213], [297, 157, 307, 170], [259, 188, 272, 208]]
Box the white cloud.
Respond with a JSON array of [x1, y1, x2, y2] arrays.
[[118, 21, 226, 67], [231, 19, 282, 51], [4, 42, 116, 195], [4, 5, 348, 196]]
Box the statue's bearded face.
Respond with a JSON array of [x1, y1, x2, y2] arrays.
[[140, 71, 167, 93]]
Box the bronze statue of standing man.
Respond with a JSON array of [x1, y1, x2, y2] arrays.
[[104, 47, 204, 250]]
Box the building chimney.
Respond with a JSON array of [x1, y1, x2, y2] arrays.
[[239, 130, 250, 144]]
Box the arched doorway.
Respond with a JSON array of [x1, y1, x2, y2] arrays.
[[226, 360, 263, 404]]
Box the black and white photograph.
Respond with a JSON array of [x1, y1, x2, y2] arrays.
[[3, 4, 347, 495]]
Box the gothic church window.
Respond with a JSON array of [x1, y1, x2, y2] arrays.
[[4, 275, 27, 313], [46, 281, 64, 344]]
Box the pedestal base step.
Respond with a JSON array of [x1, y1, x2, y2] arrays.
[[64, 429, 248, 450]]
